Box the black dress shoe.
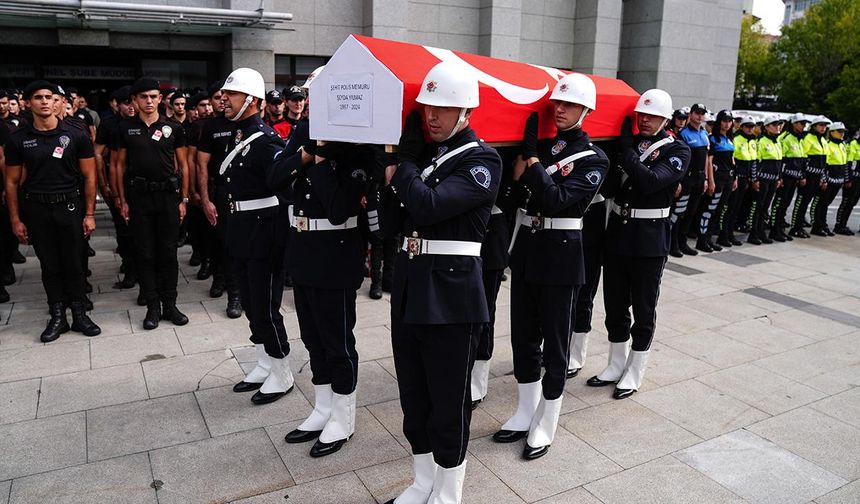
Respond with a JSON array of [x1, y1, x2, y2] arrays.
[[0, 285, 9, 304], [143, 304, 161, 330], [310, 436, 351, 457], [810, 227, 828, 237], [730, 237, 743, 246], [566, 367, 580, 378], [770, 232, 786, 242], [716, 237, 733, 248], [11, 248, 26, 264], [785, 233, 793, 241], [369, 283, 383, 300], [161, 304, 189, 326], [471, 398, 482, 410], [678, 242, 698, 256], [226, 293, 242, 319], [669, 248, 684, 258], [747, 235, 762, 245], [586, 375, 616, 387], [695, 238, 713, 253], [834, 226, 855, 236], [613, 388, 637, 400], [232, 380, 263, 393], [251, 385, 293, 405], [825, 228, 835, 236], [761, 236, 774, 244], [196, 260, 212, 280], [285, 428, 323, 443], [492, 429, 528, 443], [522, 444, 549, 460]]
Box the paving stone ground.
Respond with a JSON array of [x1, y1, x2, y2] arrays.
[[1, 208, 859, 503]]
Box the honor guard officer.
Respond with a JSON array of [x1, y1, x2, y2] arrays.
[[720, 116, 757, 246], [834, 130, 860, 235], [217, 68, 295, 406], [790, 116, 830, 237], [383, 61, 501, 504], [493, 73, 608, 460], [587, 89, 690, 399], [670, 103, 710, 257], [4, 81, 101, 342], [811, 122, 849, 236], [770, 113, 809, 242], [747, 115, 783, 245], [280, 140, 370, 457], [115, 78, 190, 330]]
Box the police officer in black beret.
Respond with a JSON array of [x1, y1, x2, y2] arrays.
[[217, 68, 295, 405], [3, 81, 101, 341], [588, 89, 690, 399], [115, 77, 190, 330], [383, 61, 501, 504], [493, 73, 608, 461]]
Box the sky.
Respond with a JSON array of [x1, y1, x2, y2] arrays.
[[753, 0, 787, 34]]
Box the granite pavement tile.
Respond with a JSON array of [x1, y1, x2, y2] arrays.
[[661, 329, 772, 368], [8, 453, 156, 504], [675, 429, 846, 504], [682, 292, 777, 323], [0, 412, 86, 481], [174, 317, 252, 355], [149, 429, 293, 504], [747, 407, 860, 480], [90, 329, 183, 369], [642, 343, 718, 386], [38, 363, 148, 417], [815, 480, 860, 504], [533, 487, 604, 504], [142, 349, 245, 398], [86, 393, 210, 461], [233, 472, 372, 504], [716, 317, 816, 353], [753, 333, 860, 382], [697, 363, 827, 415], [0, 378, 39, 425], [354, 324, 394, 362], [585, 455, 747, 504], [194, 384, 310, 437], [0, 481, 8, 504], [0, 340, 90, 383], [560, 399, 702, 468], [809, 387, 860, 429], [264, 407, 406, 484]]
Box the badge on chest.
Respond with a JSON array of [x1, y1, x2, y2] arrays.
[[551, 140, 567, 156]]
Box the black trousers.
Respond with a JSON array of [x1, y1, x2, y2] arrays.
[[510, 273, 578, 400], [722, 176, 750, 239], [750, 179, 777, 240], [185, 205, 210, 262], [603, 254, 667, 352], [770, 177, 800, 229], [791, 174, 822, 229], [22, 199, 86, 305], [476, 268, 504, 361], [698, 172, 733, 238], [0, 204, 15, 274], [676, 173, 705, 238], [812, 182, 843, 229], [391, 316, 479, 468], [293, 285, 359, 394], [369, 233, 398, 289], [232, 251, 290, 359], [573, 203, 605, 333], [212, 184, 237, 291], [107, 196, 136, 274], [836, 180, 860, 228], [127, 190, 180, 304]]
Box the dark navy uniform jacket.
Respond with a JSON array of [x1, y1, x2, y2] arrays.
[[385, 127, 502, 325], [604, 130, 691, 257], [481, 185, 513, 272], [508, 128, 609, 286], [220, 115, 289, 259], [283, 146, 370, 290]]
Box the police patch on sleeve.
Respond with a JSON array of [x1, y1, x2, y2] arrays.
[[350, 169, 367, 181], [585, 170, 602, 185], [470, 166, 492, 189], [669, 156, 684, 171]]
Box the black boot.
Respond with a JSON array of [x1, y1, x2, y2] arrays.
[[769, 228, 787, 242], [84, 296, 93, 311], [834, 226, 855, 236], [810, 225, 828, 237], [70, 301, 101, 336], [747, 232, 762, 245], [137, 291, 147, 306], [162, 301, 189, 326], [669, 224, 683, 257], [113, 272, 137, 290], [678, 239, 698, 256], [11, 248, 26, 264], [84, 280, 93, 294], [369, 283, 383, 300], [716, 234, 733, 248], [2, 264, 16, 286], [707, 238, 723, 251], [226, 290, 242, 319], [695, 236, 713, 253], [0, 285, 9, 304], [143, 302, 161, 330], [209, 275, 225, 298], [41, 303, 70, 342], [189, 250, 201, 267], [196, 259, 212, 280]]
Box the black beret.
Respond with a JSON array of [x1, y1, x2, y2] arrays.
[[130, 77, 160, 96], [23, 80, 59, 99], [207, 80, 225, 98]]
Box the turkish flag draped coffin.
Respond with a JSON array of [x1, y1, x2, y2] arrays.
[[308, 34, 641, 145]]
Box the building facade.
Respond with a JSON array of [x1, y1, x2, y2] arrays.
[[783, 0, 820, 24], [0, 0, 744, 112]]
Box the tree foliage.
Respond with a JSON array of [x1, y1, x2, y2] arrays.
[[734, 15, 778, 108]]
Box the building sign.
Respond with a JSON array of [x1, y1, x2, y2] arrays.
[[43, 66, 135, 80], [327, 73, 373, 127]]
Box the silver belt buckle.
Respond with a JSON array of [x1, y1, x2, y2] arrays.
[[228, 201, 235, 213], [621, 208, 629, 217], [406, 237, 423, 259], [294, 216, 309, 232], [530, 216, 544, 230]]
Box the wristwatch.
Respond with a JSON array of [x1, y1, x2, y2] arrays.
[[182, 197, 190, 204]]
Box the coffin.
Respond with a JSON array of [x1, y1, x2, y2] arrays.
[[308, 34, 640, 145]]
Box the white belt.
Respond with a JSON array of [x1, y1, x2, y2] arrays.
[[519, 214, 583, 231], [231, 195, 279, 212], [402, 237, 482, 258], [288, 205, 358, 232], [609, 201, 670, 219], [491, 205, 503, 215]]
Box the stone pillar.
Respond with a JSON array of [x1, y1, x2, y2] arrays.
[[572, 0, 622, 77], [230, 29, 276, 89], [478, 0, 522, 60], [363, 0, 410, 41], [617, 0, 663, 93]]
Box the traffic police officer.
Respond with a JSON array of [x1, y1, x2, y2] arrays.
[[671, 103, 710, 257], [587, 89, 691, 399], [790, 116, 830, 237], [384, 61, 501, 504], [115, 78, 190, 330], [770, 113, 808, 242], [493, 73, 608, 461], [695, 110, 734, 252], [720, 116, 757, 246], [280, 139, 370, 457], [748, 115, 783, 245], [834, 130, 860, 234], [811, 122, 849, 236], [215, 68, 295, 406], [4, 81, 101, 342]]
